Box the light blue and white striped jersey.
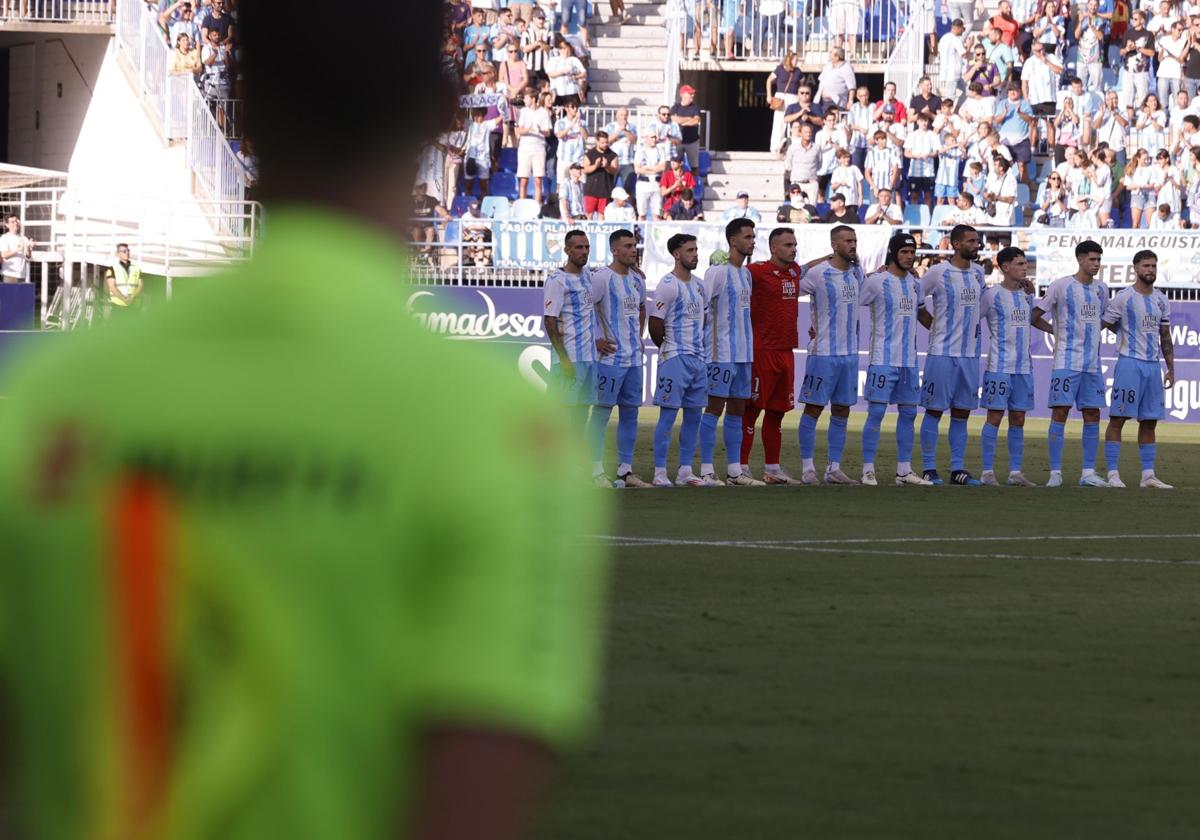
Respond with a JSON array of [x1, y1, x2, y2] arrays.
[[860, 269, 922, 368], [921, 260, 987, 358], [590, 267, 646, 367], [554, 117, 588, 166], [651, 272, 708, 361], [1035, 275, 1109, 372], [1104, 285, 1171, 362], [603, 120, 639, 166], [981, 285, 1034, 374], [800, 260, 866, 357], [702, 263, 754, 364], [543, 267, 597, 364], [633, 142, 669, 172]]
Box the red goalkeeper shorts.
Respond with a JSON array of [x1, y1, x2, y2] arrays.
[[750, 348, 795, 413]]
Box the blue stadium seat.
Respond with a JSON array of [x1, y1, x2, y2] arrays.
[[930, 203, 955, 228], [442, 219, 460, 245], [480, 195, 511, 219], [450, 194, 473, 217], [816, 202, 829, 218], [1016, 183, 1031, 207], [903, 203, 931, 227], [498, 147, 518, 173], [490, 171, 519, 200], [699, 150, 711, 177], [857, 205, 868, 223], [692, 179, 704, 203]]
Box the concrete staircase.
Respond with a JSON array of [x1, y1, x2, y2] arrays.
[[586, 0, 669, 108], [703, 151, 784, 218]]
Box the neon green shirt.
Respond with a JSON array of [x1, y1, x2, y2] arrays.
[[0, 208, 608, 840]]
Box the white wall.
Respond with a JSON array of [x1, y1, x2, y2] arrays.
[[6, 33, 107, 171]]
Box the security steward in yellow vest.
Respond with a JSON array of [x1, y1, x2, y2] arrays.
[[105, 243, 143, 311]]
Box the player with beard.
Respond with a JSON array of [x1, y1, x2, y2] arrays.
[[1102, 250, 1176, 489], [698, 219, 766, 486], [917, 224, 987, 486], [797, 225, 866, 485], [859, 233, 932, 486]]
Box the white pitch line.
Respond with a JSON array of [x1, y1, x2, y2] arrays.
[[595, 536, 1200, 567], [599, 533, 1200, 547]]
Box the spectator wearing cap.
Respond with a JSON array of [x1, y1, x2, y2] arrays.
[[782, 123, 820, 204], [992, 84, 1036, 189], [777, 184, 816, 223], [722, 191, 762, 223], [633, 132, 669, 219], [872, 81, 908, 123], [604, 107, 638, 194], [937, 19, 970, 99], [522, 9, 553, 82], [559, 161, 587, 220], [582, 129, 619, 218], [816, 48, 856, 110], [820, 193, 857, 223], [668, 188, 704, 221], [1022, 41, 1062, 147], [658, 154, 696, 218], [1075, 1, 1107, 93], [603, 186, 637, 222], [864, 189, 903, 225], [872, 103, 907, 150], [546, 37, 586, 106], [672, 84, 703, 171], [782, 84, 825, 134]]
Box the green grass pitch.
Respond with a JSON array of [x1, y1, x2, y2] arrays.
[[537, 412, 1200, 839]]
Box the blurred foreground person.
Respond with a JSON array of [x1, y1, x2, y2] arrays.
[[0, 2, 608, 839]]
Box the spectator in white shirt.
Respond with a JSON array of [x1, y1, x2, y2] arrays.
[[816, 48, 857, 109], [546, 37, 586, 105], [515, 87, 552, 203], [1148, 202, 1181, 228], [0, 215, 33, 283], [947, 191, 989, 225], [984, 155, 1018, 225], [903, 112, 940, 207], [1021, 41, 1061, 147], [937, 19, 970, 99], [1157, 17, 1187, 112], [865, 188, 903, 224], [603, 186, 637, 222], [1068, 195, 1100, 228]]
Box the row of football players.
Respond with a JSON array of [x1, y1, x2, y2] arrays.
[[541, 223, 1175, 488]]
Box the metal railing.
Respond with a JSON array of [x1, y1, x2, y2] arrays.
[[115, 0, 247, 239], [671, 0, 909, 66], [883, 4, 926, 105], [209, 97, 244, 141], [0, 0, 112, 25], [580, 106, 712, 151]]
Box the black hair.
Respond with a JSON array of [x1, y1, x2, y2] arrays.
[[240, 0, 453, 199], [725, 218, 755, 243], [1075, 240, 1103, 258], [1132, 249, 1157, 264], [608, 228, 636, 247], [680, 188, 695, 201], [830, 224, 854, 240], [564, 229, 589, 244], [768, 227, 795, 246], [949, 224, 977, 245], [996, 246, 1025, 267], [959, 192, 975, 206], [667, 233, 697, 255]]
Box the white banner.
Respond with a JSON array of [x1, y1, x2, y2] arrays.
[[1029, 229, 1200, 287], [640, 223, 892, 288]]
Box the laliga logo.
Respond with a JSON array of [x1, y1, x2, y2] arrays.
[[406, 290, 546, 340]]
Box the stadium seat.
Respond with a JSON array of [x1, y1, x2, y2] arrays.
[[480, 195, 511, 219], [693, 179, 704, 203], [699, 150, 711, 177], [903, 204, 930, 227], [450, 194, 473, 217], [498, 147, 518, 173], [490, 171, 519, 200], [509, 198, 541, 220], [930, 203, 955, 228], [816, 202, 829, 218], [1016, 183, 1031, 207], [441, 219, 460, 245]]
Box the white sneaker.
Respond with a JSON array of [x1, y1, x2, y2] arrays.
[[1107, 473, 1127, 488], [895, 471, 933, 486], [1079, 473, 1110, 488], [727, 472, 766, 486], [762, 470, 803, 486], [800, 469, 820, 485], [652, 474, 673, 488], [1046, 472, 1063, 488], [696, 473, 724, 487], [675, 473, 706, 487], [1140, 475, 1174, 489], [980, 471, 1000, 486], [1006, 472, 1037, 487], [823, 467, 860, 485], [861, 470, 878, 486]]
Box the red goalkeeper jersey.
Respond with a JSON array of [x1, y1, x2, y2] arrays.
[[748, 259, 801, 351]]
